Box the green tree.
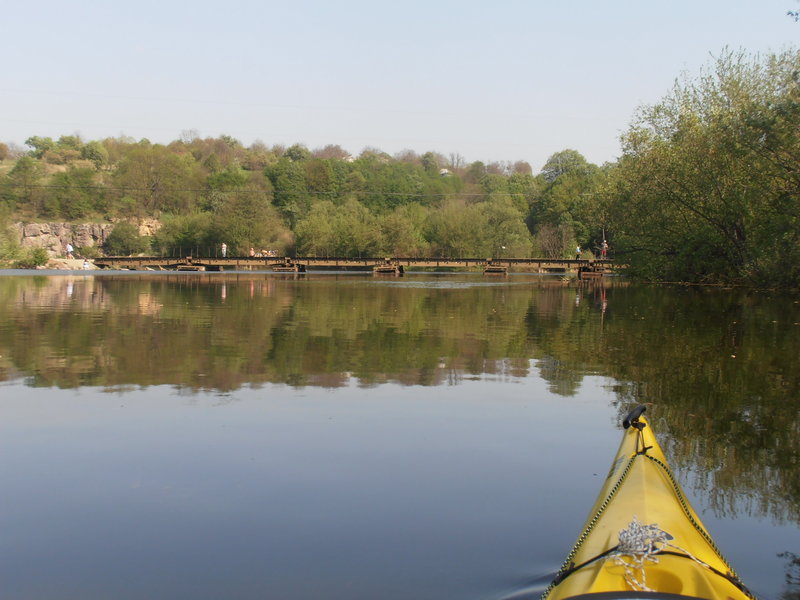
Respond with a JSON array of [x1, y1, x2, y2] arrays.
[[426, 199, 487, 257], [541, 149, 589, 183], [379, 204, 430, 256], [332, 198, 383, 257], [48, 167, 103, 220], [112, 144, 202, 215], [295, 201, 338, 256], [529, 149, 601, 251], [81, 140, 109, 169], [24, 136, 55, 159], [351, 157, 427, 211], [480, 196, 533, 258], [14, 247, 49, 268], [265, 157, 311, 225], [304, 159, 336, 197], [47, 135, 84, 163], [284, 144, 311, 161], [152, 212, 213, 253], [202, 167, 272, 214], [507, 172, 539, 216], [295, 198, 383, 257], [420, 151, 442, 175], [465, 161, 487, 184], [105, 222, 150, 255], [243, 140, 275, 171], [5, 156, 44, 213], [609, 49, 800, 286], [210, 188, 291, 255], [0, 208, 22, 265]]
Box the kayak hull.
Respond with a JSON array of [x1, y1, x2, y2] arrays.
[[542, 412, 752, 600]]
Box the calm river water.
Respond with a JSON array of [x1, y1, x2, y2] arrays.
[[0, 270, 798, 600]]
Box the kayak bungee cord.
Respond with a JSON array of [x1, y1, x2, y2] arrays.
[[610, 516, 736, 593], [540, 406, 756, 600], [640, 451, 755, 598]]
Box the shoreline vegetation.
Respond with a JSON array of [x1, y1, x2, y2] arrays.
[[1, 49, 798, 289]]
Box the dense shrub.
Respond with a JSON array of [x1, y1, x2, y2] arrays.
[[14, 247, 49, 268], [104, 222, 150, 255]]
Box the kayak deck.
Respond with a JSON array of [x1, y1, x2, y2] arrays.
[[542, 408, 753, 600]]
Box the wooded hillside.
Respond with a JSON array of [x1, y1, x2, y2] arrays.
[[2, 49, 798, 288]]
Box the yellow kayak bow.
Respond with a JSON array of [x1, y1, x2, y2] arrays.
[[542, 406, 754, 600]]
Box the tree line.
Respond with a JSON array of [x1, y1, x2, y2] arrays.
[[0, 133, 605, 262], [1, 48, 799, 288]]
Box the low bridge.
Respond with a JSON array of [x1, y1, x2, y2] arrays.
[[94, 255, 614, 275]]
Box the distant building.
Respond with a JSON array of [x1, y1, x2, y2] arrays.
[[439, 168, 450, 176]]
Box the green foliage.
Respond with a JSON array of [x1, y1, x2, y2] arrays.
[[152, 213, 213, 253], [420, 151, 441, 175], [31, 247, 49, 266], [426, 200, 487, 257], [0, 132, 616, 275], [5, 156, 44, 214], [304, 159, 336, 196], [24, 135, 87, 165], [294, 198, 381, 257], [265, 157, 311, 223], [24, 136, 56, 159], [481, 196, 533, 257], [4, 48, 797, 289], [541, 149, 589, 183], [81, 141, 109, 169], [527, 149, 603, 252], [609, 49, 800, 287], [105, 222, 150, 255], [0, 212, 21, 265], [114, 195, 141, 219], [332, 198, 383, 256], [379, 204, 430, 256], [78, 245, 100, 259], [14, 247, 49, 268], [48, 167, 103, 220], [210, 190, 291, 255], [506, 172, 539, 216], [112, 144, 202, 214], [294, 201, 337, 256], [284, 144, 311, 161], [205, 167, 250, 191]]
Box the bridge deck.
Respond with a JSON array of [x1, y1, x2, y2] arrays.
[[94, 255, 615, 273]]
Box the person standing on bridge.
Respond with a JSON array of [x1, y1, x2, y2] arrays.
[[601, 240, 608, 258], [575, 245, 582, 260], [221, 242, 227, 258]]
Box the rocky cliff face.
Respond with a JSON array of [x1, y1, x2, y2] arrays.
[[13, 219, 161, 257]]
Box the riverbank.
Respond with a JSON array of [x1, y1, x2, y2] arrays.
[[44, 258, 98, 270]]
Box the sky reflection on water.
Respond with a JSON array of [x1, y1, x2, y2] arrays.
[[1, 377, 624, 600]]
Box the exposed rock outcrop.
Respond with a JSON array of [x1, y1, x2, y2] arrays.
[[136, 218, 161, 237], [13, 219, 161, 257], [16, 222, 112, 256]]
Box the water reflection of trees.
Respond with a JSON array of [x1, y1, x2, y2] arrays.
[[1, 275, 799, 523], [780, 552, 800, 600], [1, 274, 583, 390], [597, 287, 800, 525]]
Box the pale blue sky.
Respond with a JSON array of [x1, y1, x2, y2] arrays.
[[2, 0, 797, 170]]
